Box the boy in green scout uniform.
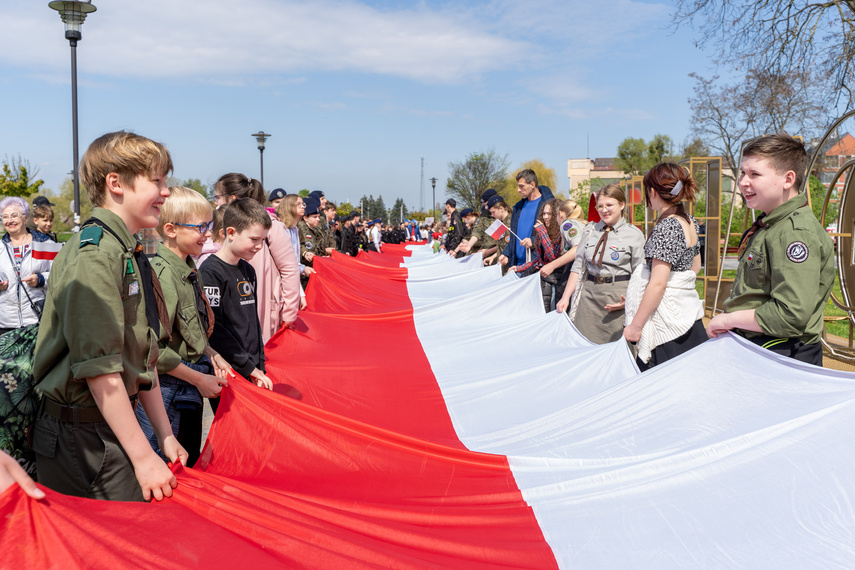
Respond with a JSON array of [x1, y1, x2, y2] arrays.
[[135, 187, 234, 468], [32, 131, 189, 502], [706, 133, 834, 365]]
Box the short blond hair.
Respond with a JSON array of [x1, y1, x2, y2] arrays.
[[80, 131, 173, 207], [156, 186, 213, 239]]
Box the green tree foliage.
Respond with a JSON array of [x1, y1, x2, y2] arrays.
[[615, 135, 674, 175], [336, 201, 355, 217], [446, 149, 510, 210], [183, 178, 208, 196], [370, 195, 387, 223], [298, 189, 310, 198], [389, 197, 409, 223], [52, 177, 93, 233], [680, 137, 711, 158], [810, 174, 839, 224], [0, 158, 44, 198]]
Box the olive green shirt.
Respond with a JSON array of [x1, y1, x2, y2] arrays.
[[724, 194, 834, 344], [34, 208, 158, 406], [150, 244, 209, 374], [470, 214, 497, 254], [299, 220, 328, 266]]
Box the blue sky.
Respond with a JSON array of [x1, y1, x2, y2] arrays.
[[1, 0, 719, 211]]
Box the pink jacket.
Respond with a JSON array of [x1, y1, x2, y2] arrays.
[[249, 211, 301, 342]]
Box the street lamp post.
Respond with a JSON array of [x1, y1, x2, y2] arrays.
[[251, 131, 271, 187], [49, 0, 97, 231], [430, 178, 437, 222], [430, 177, 437, 220]]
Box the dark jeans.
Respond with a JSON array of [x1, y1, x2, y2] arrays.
[[136, 357, 209, 468]]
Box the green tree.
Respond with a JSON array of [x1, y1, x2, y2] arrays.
[[298, 189, 310, 198], [647, 134, 674, 165], [389, 197, 409, 223], [336, 201, 355, 217], [52, 177, 93, 232], [0, 158, 44, 198], [680, 137, 711, 158], [615, 137, 649, 175], [370, 195, 387, 223], [446, 149, 510, 210], [183, 178, 208, 196]]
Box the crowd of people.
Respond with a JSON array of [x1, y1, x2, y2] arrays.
[[0, 131, 836, 506]]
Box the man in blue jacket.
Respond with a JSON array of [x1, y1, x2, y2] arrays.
[[499, 169, 554, 267]]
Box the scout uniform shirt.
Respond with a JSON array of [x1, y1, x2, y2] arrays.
[[34, 208, 159, 406], [298, 220, 328, 266], [560, 218, 586, 253], [298, 220, 315, 266], [150, 243, 212, 373], [571, 217, 645, 281], [470, 213, 497, 254], [724, 194, 834, 345]]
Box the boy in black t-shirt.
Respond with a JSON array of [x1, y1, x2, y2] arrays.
[[200, 198, 273, 391]]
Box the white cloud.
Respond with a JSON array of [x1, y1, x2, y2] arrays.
[[3, 0, 532, 84]]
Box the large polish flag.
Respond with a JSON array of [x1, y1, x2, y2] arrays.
[[2, 245, 855, 568]]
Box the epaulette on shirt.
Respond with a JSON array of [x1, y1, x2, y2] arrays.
[[79, 225, 103, 248]]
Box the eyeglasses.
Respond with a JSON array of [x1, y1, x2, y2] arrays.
[[174, 221, 214, 234], [213, 194, 227, 203], [1, 213, 24, 221], [597, 204, 620, 211]]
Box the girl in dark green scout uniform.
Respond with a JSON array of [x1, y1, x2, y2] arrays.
[[706, 133, 834, 365], [33, 131, 189, 502]]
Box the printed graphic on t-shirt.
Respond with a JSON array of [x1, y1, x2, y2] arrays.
[[237, 280, 256, 306], [204, 286, 221, 307]]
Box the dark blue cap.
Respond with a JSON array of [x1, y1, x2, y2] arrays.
[[304, 198, 320, 216], [268, 188, 286, 202], [481, 188, 497, 203], [308, 190, 325, 200], [486, 194, 505, 209], [460, 208, 474, 217]]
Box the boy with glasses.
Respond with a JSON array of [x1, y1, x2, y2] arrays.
[[135, 187, 234, 467]]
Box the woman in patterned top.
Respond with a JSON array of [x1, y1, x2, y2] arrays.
[[509, 198, 562, 311], [623, 162, 707, 369]]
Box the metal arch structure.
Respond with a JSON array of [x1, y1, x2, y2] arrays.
[[814, 111, 855, 360]]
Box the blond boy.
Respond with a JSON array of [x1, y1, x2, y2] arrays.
[[135, 187, 234, 467]]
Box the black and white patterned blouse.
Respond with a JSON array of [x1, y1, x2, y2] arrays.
[[644, 216, 701, 271]]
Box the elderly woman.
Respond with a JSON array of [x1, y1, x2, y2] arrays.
[[0, 197, 55, 335]]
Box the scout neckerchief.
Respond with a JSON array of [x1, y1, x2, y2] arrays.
[[736, 217, 765, 259], [187, 270, 215, 337], [591, 224, 612, 268], [83, 217, 170, 339]]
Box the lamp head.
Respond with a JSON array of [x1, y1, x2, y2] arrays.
[[48, 1, 97, 42], [252, 131, 271, 151]]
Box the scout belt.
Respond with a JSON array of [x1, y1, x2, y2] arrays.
[[43, 395, 138, 423], [587, 274, 630, 284]]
